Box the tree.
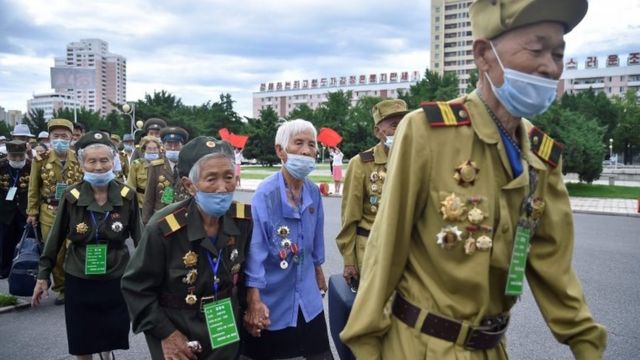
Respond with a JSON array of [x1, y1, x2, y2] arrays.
[[532, 105, 604, 183], [612, 90, 640, 164], [53, 107, 103, 131], [287, 104, 315, 122], [314, 90, 352, 130], [135, 90, 183, 122], [559, 89, 619, 146], [0, 122, 11, 138], [243, 107, 280, 166], [399, 69, 460, 109], [22, 109, 48, 135], [341, 96, 382, 159], [466, 69, 479, 94]]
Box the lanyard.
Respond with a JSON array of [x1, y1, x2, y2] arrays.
[[89, 210, 110, 244], [205, 249, 223, 296], [10, 168, 20, 187]]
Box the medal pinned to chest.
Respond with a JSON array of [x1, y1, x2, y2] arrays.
[[276, 225, 301, 269], [368, 167, 386, 213]]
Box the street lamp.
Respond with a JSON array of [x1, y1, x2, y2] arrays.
[[133, 120, 145, 138], [122, 103, 136, 134]]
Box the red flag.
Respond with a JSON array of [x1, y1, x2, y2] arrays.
[[317, 127, 342, 147], [218, 128, 249, 149]]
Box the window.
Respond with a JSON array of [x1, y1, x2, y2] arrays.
[[435, 16, 440, 22]]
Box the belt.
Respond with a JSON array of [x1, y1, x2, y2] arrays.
[[159, 288, 232, 312], [356, 227, 370, 237], [136, 186, 145, 194], [392, 294, 508, 350]]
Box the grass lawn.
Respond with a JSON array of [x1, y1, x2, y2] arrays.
[[0, 293, 18, 307], [566, 183, 640, 199]]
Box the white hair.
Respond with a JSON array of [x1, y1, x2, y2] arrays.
[[274, 119, 318, 150], [188, 152, 235, 183], [77, 143, 116, 165]]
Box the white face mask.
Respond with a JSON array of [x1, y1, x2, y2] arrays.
[[9, 160, 26, 169]]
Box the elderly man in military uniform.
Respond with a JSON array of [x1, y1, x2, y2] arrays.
[[336, 99, 408, 287], [122, 137, 252, 360], [0, 141, 32, 278], [130, 118, 167, 162], [341, 1, 607, 359], [142, 127, 190, 224], [26, 118, 83, 304]]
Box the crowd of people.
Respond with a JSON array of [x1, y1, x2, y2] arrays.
[[0, 1, 608, 359]]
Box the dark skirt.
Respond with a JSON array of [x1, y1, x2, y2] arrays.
[[242, 309, 331, 359], [64, 273, 130, 355]]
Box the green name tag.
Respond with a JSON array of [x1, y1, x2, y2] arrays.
[[505, 225, 531, 295], [85, 244, 107, 275], [55, 183, 68, 200], [161, 186, 174, 204], [204, 298, 240, 349], [6, 187, 17, 201]]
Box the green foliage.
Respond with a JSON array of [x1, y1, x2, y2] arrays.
[[612, 90, 640, 164], [53, 107, 103, 132], [0, 121, 12, 137], [314, 90, 352, 129], [0, 293, 18, 307], [22, 108, 48, 135], [466, 69, 478, 94], [287, 104, 315, 122], [565, 183, 640, 199], [243, 107, 280, 166], [532, 105, 604, 183], [341, 96, 381, 159], [560, 89, 619, 143], [135, 90, 183, 121], [399, 68, 460, 109]]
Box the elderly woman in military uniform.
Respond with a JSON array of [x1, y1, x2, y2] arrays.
[[32, 131, 142, 360], [243, 119, 331, 359], [127, 136, 163, 207], [122, 137, 253, 360]]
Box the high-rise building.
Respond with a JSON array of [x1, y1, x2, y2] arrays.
[[52, 39, 126, 117], [430, 0, 474, 95], [253, 71, 420, 118], [0, 106, 23, 127], [27, 93, 80, 121]]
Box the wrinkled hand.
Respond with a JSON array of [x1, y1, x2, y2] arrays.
[[343, 265, 359, 285], [26, 216, 38, 226], [315, 266, 327, 296], [31, 279, 49, 307], [244, 300, 270, 337], [161, 330, 197, 360]]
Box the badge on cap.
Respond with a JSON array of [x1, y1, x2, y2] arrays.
[[206, 141, 216, 148], [94, 133, 103, 139]]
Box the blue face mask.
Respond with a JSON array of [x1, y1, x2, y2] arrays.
[[195, 191, 233, 218], [144, 152, 159, 161], [165, 150, 180, 162], [51, 139, 70, 154], [84, 170, 115, 187], [124, 144, 133, 153], [284, 153, 316, 180], [486, 42, 559, 118], [384, 136, 394, 148]]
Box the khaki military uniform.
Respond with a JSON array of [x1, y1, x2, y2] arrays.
[[27, 150, 83, 292], [336, 143, 388, 271], [114, 151, 130, 183], [142, 159, 190, 224], [121, 199, 252, 360], [127, 158, 151, 207], [340, 92, 607, 359]]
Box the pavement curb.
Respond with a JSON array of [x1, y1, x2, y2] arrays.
[[572, 210, 640, 218], [0, 299, 31, 314]]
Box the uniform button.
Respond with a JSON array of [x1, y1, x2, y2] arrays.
[[501, 224, 509, 233]]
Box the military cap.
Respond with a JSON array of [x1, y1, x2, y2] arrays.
[[371, 99, 409, 125], [123, 134, 134, 142], [143, 118, 167, 132], [5, 140, 27, 154], [75, 131, 115, 151], [38, 131, 49, 139], [48, 118, 74, 133], [110, 134, 122, 142], [160, 126, 189, 143], [178, 136, 234, 177], [470, 0, 588, 39], [11, 124, 34, 138]]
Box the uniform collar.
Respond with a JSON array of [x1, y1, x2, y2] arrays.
[[186, 198, 241, 256], [46, 149, 77, 168], [373, 142, 388, 164], [77, 180, 122, 211]]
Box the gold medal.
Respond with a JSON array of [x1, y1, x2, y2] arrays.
[[436, 226, 462, 249], [467, 207, 485, 225], [454, 160, 479, 187], [369, 172, 379, 182], [231, 264, 241, 274], [531, 198, 545, 220], [440, 193, 467, 221], [185, 293, 197, 305], [45, 164, 53, 170], [182, 269, 198, 285], [20, 183, 27, 188], [464, 236, 477, 255], [163, 180, 171, 187], [476, 235, 493, 250], [182, 251, 198, 267], [158, 183, 165, 189], [379, 170, 386, 180], [277, 225, 290, 237], [159, 175, 166, 182], [371, 184, 379, 193], [370, 205, 377, 213], [76, 222, 89, 234], [49, 171, 55, 178]]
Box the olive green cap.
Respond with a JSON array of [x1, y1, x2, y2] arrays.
[[371, 99, 409, 125], [6, 140, 27, 154], [75, 131, 115, 151], [143, 118, 167, 132], [159, 126, 189, 143], [110, 134, 122, 142], [178, 136, 234, 177], [470, 0, 588, 39], [47, 118, 73, 133]]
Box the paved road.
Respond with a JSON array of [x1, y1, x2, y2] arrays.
[[1, 192, 638, 359]]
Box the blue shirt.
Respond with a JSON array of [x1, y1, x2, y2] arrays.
[[245, 172, 325, 330]]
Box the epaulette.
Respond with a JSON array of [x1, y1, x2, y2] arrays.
[[529, 127, 563, 168], [158, 207, 188, 236], [230, 202, 251, 219], [421, 101, 471, 127], [65, 185, 82, 203], [150, 159, 165, 166], [359, 150, 374, 163], [120, 184, 134, 200]]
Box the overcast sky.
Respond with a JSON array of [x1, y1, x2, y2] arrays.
[[1, 0, 638, 119]]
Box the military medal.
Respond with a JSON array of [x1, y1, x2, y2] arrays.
[[476, 225, 493, 250], [279, 249, 289, 269], [467, 207, 485, 225], [159, 175, 166, 182], [531, 198, 545, 221], [231, 264, 241, 274], [111, 221, 123, 232], [277, 225, 289, 237], [464, 236, 477, 255], [185, 293, 198, 305], [281, 238, 291, 248], [183, 251, 198, 267], [370, 205, 377, 213], [370, 184, 379, 193], [436, 226, 463, 249], [454, 160, 479, 187], [230, 249, 238, 261], [183, 269, 198, 285], [440, 193, 467, 221], [76, 222, 89, 234], [369, 172, 379, 182], [280, 260, 289, 269], [45, 163, 53, 170], [369, 196, 378, 205]]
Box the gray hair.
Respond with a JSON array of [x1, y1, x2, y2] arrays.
[[274, 119, 317, 150], [77, 144, 116, 165], [188, 152, 235, 183]]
